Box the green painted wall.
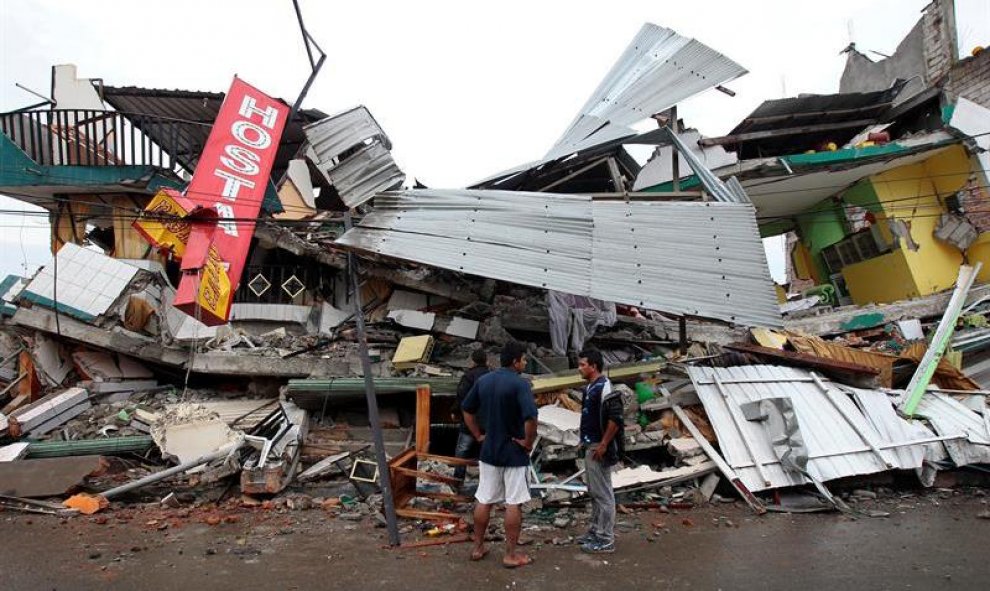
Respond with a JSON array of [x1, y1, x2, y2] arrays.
[[795, 199, 846, 283]]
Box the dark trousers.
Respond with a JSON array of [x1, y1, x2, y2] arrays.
[[453, 431, 478, 481]]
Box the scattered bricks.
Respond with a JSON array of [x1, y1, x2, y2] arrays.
[[681, 517, 694, 527], [204, 515, 221, 526]]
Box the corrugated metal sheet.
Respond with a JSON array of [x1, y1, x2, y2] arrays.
[[303, 106, 403, 207], [913, 392, 990, 466], [304, 106, 391, 162], [664, 126, 747, 203], [687, 365, 926, 492], [849, 387, 934, 470], [547, 23, 747, 160], [337, 189, 781, 327], [327, 142, 405, 207]]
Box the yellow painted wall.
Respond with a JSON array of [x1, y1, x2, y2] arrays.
[[868, 145, 969, 297], [843, 250, 920, 305], [790, 240, 816, 282]]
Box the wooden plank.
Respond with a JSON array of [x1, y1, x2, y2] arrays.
[[531, 360, 664, 394], [415, 452, 477, 467], [724, 342, 881, 375], [395, 507, 462, 522], [415, 385, 430, 454], [393, 466, 462, 487], [416, 491, 472, 502], [394, 533, 471, 549], [671, 404, 766, 515], [2, 393, 30, 415]]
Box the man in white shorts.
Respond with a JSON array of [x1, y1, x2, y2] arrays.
[[461, 341, 538, 569]]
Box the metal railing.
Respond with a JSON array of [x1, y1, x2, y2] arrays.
[[0, 109, 201, 172]]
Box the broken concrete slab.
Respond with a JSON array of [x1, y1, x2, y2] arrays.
[[12, 306, 188, 367], [667, 437, 704, 458], [444, 317, 480, 340], [297, 451, 353, 482], [0, 442, 30, 462], [537, 406, 581, 446], [73, 351, 153, 381], [9, 387, 91, 438], [611, 461, 716, 490], [18, 243, 138, 322], [0, 456, 108, 498], [319, 302, 352, 334], [187, 353, 332, 378], [387, 290, 429, 311], [151, 404, 243, 472], [32, 333, 72, 387], [388, 310, 436, 331]]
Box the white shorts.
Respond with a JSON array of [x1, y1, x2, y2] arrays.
[[475, 462, 531, 505]]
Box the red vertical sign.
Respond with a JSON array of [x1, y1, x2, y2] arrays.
[[171, 77, 290, 325]]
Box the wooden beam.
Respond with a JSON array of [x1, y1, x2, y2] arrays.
[[415, 385, 430, 454], [671, 404, 766, 515], [698, 118, 877, 147], [724, 342, 881, 376], [415, 452, 477, 467], [396, 507, 463, 522], [393, 466, 462, 487]]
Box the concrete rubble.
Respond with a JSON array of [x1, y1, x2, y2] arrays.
[[0, 1, 988, 552]]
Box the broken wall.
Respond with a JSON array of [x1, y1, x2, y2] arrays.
[[839, 0, 962, 100], [839, 21, 927, 100], [844, 146, 970, 304], [945, 50, 990, 108]]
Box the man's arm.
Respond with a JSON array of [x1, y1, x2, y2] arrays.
[[461, 381, 484, 442], [513, 417, 537, 452], [512, 382, 539, 452], [592, 419, 620, 461], [464, 411, 485, 443]]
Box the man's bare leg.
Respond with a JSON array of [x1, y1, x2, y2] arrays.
[[502, 504, 531, 567], [471, 503, 491, 560]]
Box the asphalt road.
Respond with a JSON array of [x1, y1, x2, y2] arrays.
[[1, 489, 988, 590]]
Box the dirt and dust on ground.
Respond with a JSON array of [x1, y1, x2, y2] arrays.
[[1, 487, 988, 590]]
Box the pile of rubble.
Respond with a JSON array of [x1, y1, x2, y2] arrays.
[[0, 264, 986, 541]]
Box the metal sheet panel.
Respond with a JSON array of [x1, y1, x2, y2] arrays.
[[547, 23, 747, 160], [303, 106, 390, 164], [338, 189, 781, 327], [687, 365, 925, 492], [913, 391, 990, 465], [327, 142, 405, 208], [303, 106, 402, 208]]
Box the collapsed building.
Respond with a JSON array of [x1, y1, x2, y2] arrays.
[[0, 2, 988, 538]]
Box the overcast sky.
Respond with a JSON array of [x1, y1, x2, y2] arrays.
[[2, 0, 988, 281]]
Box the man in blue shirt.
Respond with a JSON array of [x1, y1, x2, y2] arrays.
[[461, 341, 538, 569], [576, 348, 623, 554]]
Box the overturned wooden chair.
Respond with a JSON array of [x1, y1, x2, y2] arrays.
[[388, 385, 476, 521]]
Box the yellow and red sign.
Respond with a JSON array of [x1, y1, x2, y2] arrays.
[[133, 188, 196, 259], [134, 77, 289, 326]]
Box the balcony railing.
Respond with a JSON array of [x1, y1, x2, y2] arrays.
[[0, 109, 201, 172]]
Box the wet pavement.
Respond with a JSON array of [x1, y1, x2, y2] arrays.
[[1, 490, 988, 590]]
